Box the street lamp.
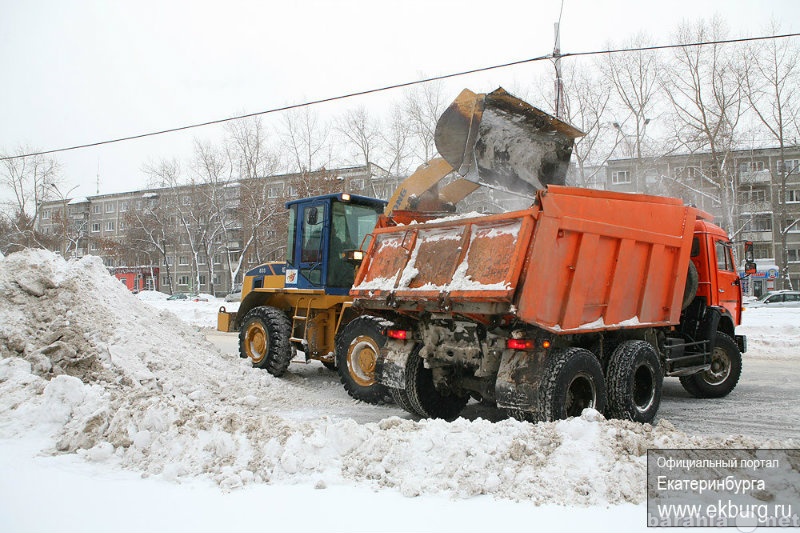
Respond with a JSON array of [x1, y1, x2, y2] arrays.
[[612, 119, 652, 192]]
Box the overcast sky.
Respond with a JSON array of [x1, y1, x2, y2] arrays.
[[2, 0, 799, 199]]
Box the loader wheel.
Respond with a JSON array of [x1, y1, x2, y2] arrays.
[[679, 332, 741, 398], [335, 316, 391, 404], [321, 361, 337, 371], [540, 348, 607, 421], [406, 347, 468, 421], [239, 306, 293, 377], [605, 341, 662, 423]]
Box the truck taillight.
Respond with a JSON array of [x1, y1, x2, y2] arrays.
[[387, 329, 410, 340], [506, 339, 550, 350]]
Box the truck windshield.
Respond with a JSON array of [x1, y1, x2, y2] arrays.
[[327, 201, 381, 287]]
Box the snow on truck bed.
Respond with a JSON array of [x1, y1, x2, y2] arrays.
[[0, 249, 796, 506]]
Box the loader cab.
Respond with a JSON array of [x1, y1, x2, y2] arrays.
[[284, 193, 386, 295]]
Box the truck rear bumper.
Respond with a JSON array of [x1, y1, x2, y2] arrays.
[[736, 334, 747, 354]]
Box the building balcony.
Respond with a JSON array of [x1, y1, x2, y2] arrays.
[[740, 231, 773, 242], [739, 202, 772, 214], [739, 170, 771, 184]]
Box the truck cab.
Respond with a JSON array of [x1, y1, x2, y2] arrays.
[[691, 219, 744, 335]]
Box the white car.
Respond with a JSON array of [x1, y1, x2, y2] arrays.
[[747, 290, 800, 308]]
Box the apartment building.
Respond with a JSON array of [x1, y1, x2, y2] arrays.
[[38, 164, 399, 296], [605, 146, 800, 295]]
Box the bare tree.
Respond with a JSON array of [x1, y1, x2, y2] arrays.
[[380, 103, 413, 179], [603, 34, 664, 192], [280, 106, 332, 173], [661, 16, 744, 232], [404, 80, 447, 163], [743, 22, 800, 288], [0, 148, 61, 252], [336, 106, 381, 167]]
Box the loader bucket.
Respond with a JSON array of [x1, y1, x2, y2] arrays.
[[435, 87, 584, 198]]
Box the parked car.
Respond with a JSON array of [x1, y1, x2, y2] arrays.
[[747, 290, 800, 308], [224, 291, 242, 302], [167, 292, 209, 302]]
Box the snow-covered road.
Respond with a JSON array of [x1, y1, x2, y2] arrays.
[[1, 250, 798, 533]]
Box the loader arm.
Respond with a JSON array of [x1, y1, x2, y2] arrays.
[[384, 157, 479, 215]]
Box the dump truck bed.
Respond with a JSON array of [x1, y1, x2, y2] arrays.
[[351, 186, 700, 334]]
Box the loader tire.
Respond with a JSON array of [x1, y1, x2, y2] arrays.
[[681, 261, 700, 310], [406, 348, 468, 421], [605, 341, 662, 423], [239, 306, 293, 377], [679, 332, 741, 398], [540, 348, 607, 421], [335, 316, 391, 404]]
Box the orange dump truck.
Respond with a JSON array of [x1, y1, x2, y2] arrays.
[[350, 184, 747, 423]]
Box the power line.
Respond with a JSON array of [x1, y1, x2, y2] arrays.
[[3, 31, 799, 162]]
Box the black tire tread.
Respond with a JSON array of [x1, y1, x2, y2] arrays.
[[540, 347, 607, 422], [335, 316, 392, 404], [238, 306, 293, 377], [679, 332, 742, 398], [405, 348, 468, 421], [605, 340, 663, 423]]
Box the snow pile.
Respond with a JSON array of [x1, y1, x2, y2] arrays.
[[0, 249, 795, 506]]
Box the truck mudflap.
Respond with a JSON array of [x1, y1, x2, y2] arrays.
[[375, 339, 413, 389], [494, 350, 548, 417]]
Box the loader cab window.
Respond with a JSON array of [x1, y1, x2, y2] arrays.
[[300, 204, 326, 285], [286, 206, 297, 265], [327, 201, 382, 288], [715, 240, 735, 272]]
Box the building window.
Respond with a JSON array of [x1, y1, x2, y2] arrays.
[[738, 189, 767, 204], [198, 255, 206, 265], [92, 223, 100, 233], [288, 185, 298, 197], [90, 242, 99, 251], [119, 201, 128, 212], [786, 219, 800, 233], [42, 209, 51, 220], [179, 256, 189, 265], [739, 161, 765, 173], [214, 254, 221, 264], [788, 248, 800, 263], [118, 221, 125, 231], [164, 256, 174, 266], [786, 189, 800, 203], [162, 275, 170, 286], [106, 203, 115, 213], [93, 204, 101, 214], [105, 221, 115, 232], [178, 275, 189, 285], [104, 258, 115, 267], [743, 215, 772, 232], [612, 171, 631, 184], [199, 275, 206, 285], [182, 196, 191, 206], [136, 200, 143, 210], [351, 178, 364, 189], [753, 243, 772, 259], [777, 159, 800, 174], [213, 275, 221, 285], [268, 186, 280, 198]]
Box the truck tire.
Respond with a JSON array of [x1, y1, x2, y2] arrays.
[[239, 306, 293, 377], [406, 347, 469, 420], [389, 386, 418, 416], [605, 341, 662, 423], [541, 348, 607, 421], [679, 332, 742, 398], [335, 316, 391, 404]]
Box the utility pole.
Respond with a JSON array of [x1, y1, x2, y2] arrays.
[[553, 21, 565, 120]]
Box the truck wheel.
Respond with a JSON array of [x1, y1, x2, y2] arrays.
[[679, 332, 742, 398], [389, 387, 419, 416], [335, 316, 391, 404], [239, 306, 293, 377], [605, 341, 662, 423], [406, 348, 468, 420], [541, 348, 607, 421]]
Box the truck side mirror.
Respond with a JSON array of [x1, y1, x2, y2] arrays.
[[743, 240, 756, 276]]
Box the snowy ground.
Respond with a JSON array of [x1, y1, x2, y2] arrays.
[[1, 250, 798, 532]]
